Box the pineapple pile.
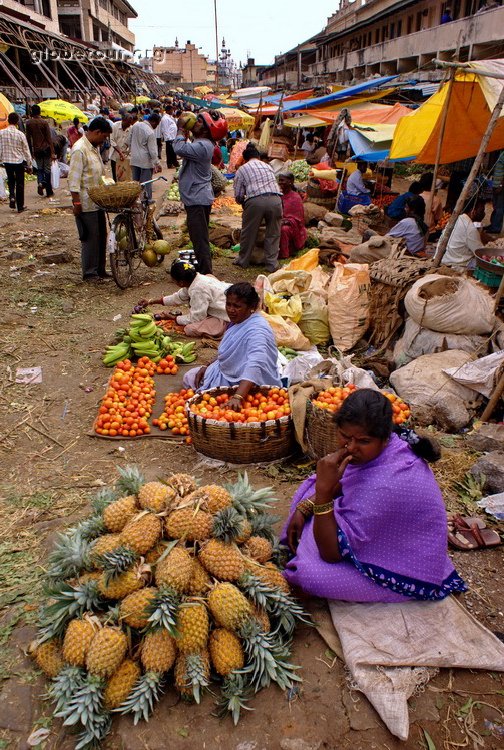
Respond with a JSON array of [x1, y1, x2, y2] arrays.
[[31, 467, 308, 749]]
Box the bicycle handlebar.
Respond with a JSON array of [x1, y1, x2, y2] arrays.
[[140, 176, 168, 187]]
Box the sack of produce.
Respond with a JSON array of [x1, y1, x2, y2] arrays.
[[260, 312, 312, 351], [284, 247, 320, 272], [210, 165, 228, 196], [348, 235, 392, 264], [298, 291, 330, 345], [327, 263, 370, 352], [304, 202, 328, 226], [268, 269, 312, 295], [265, 292, 303, 323], [390, 350, 481, 432], [393, 318, 488, 367], [404, 274, 495, 335]]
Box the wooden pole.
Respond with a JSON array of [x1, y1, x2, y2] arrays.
[[213, 0, 220, 94], [493, 272, 504, 312], [424, 70, 456, 223], [481, 370, 504, 422], [433, 83, 504, 266]]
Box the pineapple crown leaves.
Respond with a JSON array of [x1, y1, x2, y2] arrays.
[[225, 472, 278, 518], [54, 672, 111, 748], [145, 586, 181, 636], [238, 619, 302, 693], [237, 573, 312, 637], [179, 654, 211, 704], [74, 713, 112, 750], [46, 665, 87, 714], [46, 529, 93, 582], [212, 507, 249, 544], [96, 546, 140, 585], [115, 465, 146, 497], [248, 513, 281, 544], [74, 515, 106, 542], [214, 672, 254, 726], [271, 541, 289, 569], [116, 671, 165, 725], [91, 487, 119, 515], [38, 580, 105, 643]]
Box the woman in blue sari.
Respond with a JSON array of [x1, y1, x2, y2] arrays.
[[183, 282, 281, 410]]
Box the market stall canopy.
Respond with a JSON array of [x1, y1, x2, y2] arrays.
[[38, 99, 88, 124], [195, 85, 213, 95], [233, 86, 272, 98], [0, 92, 14, 130], [253, 89, 396, 116], [217, 107, 254, 129], [290, 102, 411, 125], [284, 115, 327, 128], [283, 75, 399, 112], [390, 60, 504, 163], [134, 95, 151, 104]]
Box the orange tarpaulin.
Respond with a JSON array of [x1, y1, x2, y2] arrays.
[[295, 102, 411, 124], [0, 93, 14, 130]]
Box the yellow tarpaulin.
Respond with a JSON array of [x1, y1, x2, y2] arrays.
[[217, 107, 254, 128], [0, 93, 14, 130], [390, 66, 504, 164], [39, 99, 88, 124], [195, 86, 213, 95]]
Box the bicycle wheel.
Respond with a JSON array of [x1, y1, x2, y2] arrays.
[[110, 213, 135, 289]]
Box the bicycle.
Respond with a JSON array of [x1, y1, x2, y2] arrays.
[[107, 176, 168, 289]]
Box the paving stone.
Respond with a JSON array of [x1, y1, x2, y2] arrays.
[[470, 451, 504, 493], [0, 681, 33, 732], [341, 690, 379, 731], [41, 251, 72, 264]]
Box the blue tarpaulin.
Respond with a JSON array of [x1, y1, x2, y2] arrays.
[[283, 75, 399, 112]]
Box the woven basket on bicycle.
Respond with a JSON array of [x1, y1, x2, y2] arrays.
[[88, 182, 141, 211], [186, 386, 296, 463]]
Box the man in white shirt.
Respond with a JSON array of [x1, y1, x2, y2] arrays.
[[439, 199, 488, 271], [160, 105, 179, 169], [0, 112, 32, 212], [110, 114, 133, 182], [346, 161, 371, 197], [129, 113, 162, 200]]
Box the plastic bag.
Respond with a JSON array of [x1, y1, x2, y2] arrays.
[[0, 170, 6, 199], [443, 350, 504, 398], [264, 292, 303, 323], [298, 291, 330, 345], [260, 312, 312, 351], [281, 349, 323, 384], [327, 263, 370, 352], [50, 160, 60, 190], [268, 269, 312, 295], [284, 248, 320, 272], [404, 274, 495, 335]]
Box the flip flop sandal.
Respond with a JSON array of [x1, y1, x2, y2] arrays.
[[449, 515, 487, 531], [448, 521, 501, 550]]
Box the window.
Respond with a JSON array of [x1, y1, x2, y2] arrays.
[[40, 0, 52, 17], [407, 15, 413, 33], [397, 20, 402, 36], [375, 28, 380, 43], [390, 22, 395, 38]]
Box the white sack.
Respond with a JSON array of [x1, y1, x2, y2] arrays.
[[394, 318, 488, 367], [443, 349, 504, 398], [50, 160, 60, 190]]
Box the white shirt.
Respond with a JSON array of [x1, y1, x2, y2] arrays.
[[440, 214, 482, 271], [346, 169, 370, 196], [162, 273, 230, 326], [110, 121, 132, 162], [160, 114, 177, 141], [129, 121, 160, 169]]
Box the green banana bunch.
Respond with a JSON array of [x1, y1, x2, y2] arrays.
[[103, 341, 132, 367], [166, 341, 196, 363], [279, 346, 300, 361]]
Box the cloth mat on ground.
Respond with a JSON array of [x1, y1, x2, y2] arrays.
[[310, 596, 504, 740]]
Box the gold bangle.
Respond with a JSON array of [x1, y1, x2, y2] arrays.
[[234, 394, 244, 401], [296, 500, 314, 518], [313, 507, 334, 516], [313, 501, 334, 515]]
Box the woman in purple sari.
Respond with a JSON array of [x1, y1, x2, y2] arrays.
[[183, 282, 281, 410], [283, 389, 466, 602]]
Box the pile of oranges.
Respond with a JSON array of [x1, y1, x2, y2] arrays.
[[155, 355, 178, 375], [95, 357, 156, 437], [312, 385, 411, 425], [153, 389, 194, 440], [156, 320, 186, 335], [189, 387, 291, 424]]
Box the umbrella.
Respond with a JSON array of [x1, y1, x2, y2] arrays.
[[195, 85, 213, 95], [134, 95, 151, 104], [217, 107, 254, 129], [0, 93, 14, 130], [147, 99, 162, 107], [39, 99, 88, 124]]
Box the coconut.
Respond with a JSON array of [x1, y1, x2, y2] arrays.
[[152, 239, 171, 256], [141, 247, 159, 267]]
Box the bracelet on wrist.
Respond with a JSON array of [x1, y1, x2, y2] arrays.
[[234, 394, 244, 401], [313, 500, 334, 516], [296, 499, 314, 518]]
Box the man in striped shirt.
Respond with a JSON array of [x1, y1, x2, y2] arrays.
[[233, 144, 282, 273], [485, 151, 504, 234], [0, 112, 32, 212]]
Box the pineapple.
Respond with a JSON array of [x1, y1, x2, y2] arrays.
[[212, 507, 251, 544], [54, 672, 110, 747], [103, 496, 138, 533], [71, 571, 101, 586], [243, 536, 273, 564], [86, 626, 127, 677], [199, 539, 245, 582], [119, 587, 157, 629], [98, 545, 139, 584], [104, 659, 141, 710], [98, 567, 145, 600], [140, 629, 177, 673], [138, 482, 178, 513], [62, 618, 97, 667], [115, 464, 145, 496], [167, 473, 197, 497], [165, 508, 213, 542], [207, 583, 252, 632], [226, 473, 277, 517], [118, 671, 164, 724], [216, 672, 253, 726], [174, 650, 210, 703], [46, 528, 91, 581], [245, 561, 290, 594], [32, 640, 64, 678], [251, 605, 271, 634], [187, 558, 211, 596], [209, 628, 244, 676], [189, 485, 232, 514], [155, 546, 193, 593], [47, 665, 86, 714], [90, 533, 121, 563], [235, 519, 252, 544], [38, 579, 102, 642], [239, 571, 310, 638], [175, 602, 209, 653], [145, 586, 181, 635], [239, 619, 301, 692], [144, 541, 168, 565], [119, 512, 162, 555]]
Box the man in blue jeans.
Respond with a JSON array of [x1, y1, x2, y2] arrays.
[[129, 113, 162, 201], [25, 104, 56, 197]]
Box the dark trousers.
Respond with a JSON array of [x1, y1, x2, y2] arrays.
[[75, 209, 107, 279], [237, 194, 282, 272], [111, 159, 117, 182], [185, 204, 212, 274], [157, 138, 162, 159], [165, 140, 179, 169], [34, 151, 53, 196], [4, 163, 25, 210]]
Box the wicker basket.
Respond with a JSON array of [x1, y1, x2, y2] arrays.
[[186, 386, 296, 463], [88, 181, 141, 210], [305, 398, 339, 461]]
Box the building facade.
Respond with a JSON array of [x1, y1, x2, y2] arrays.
[[152, 41, 216, 89], [1, 0, 60, 34], [259, 0, 504, 88], [57, 0, 137, 53]]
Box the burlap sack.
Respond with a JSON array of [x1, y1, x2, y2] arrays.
[[327, 263, 370, 352]]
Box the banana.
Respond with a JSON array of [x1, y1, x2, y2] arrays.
[[130, 313, 153, 322], [139, 322, 157, 337]]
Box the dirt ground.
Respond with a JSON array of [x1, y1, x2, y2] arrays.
[[0, 172, 503, 750]]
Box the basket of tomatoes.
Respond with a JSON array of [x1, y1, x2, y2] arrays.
[[306, 384, 411, 461], [186, 385, 295, 463]]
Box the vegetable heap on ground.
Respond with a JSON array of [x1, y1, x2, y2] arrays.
[[31, 468, 307, 749], [312, 384, 411, 425], [189, 388, 291, 423], [103, 313, 196, 367]]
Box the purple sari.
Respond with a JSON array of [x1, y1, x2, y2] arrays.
[[281, 434, 466, 602]]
